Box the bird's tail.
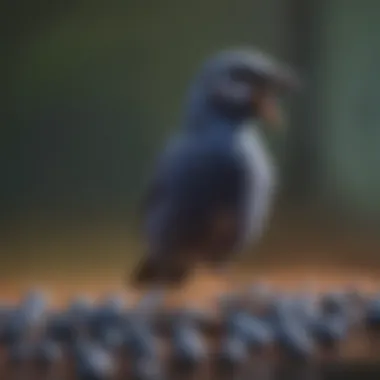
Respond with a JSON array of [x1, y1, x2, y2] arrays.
[[129, 254, 192, 288]]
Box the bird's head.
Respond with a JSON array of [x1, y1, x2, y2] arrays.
[[185, 48, 300, 131]]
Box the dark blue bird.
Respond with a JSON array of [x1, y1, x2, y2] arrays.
[[130, 48, 298, 288]]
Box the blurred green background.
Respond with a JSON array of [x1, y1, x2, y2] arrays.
[[1, 0, 380, 281]]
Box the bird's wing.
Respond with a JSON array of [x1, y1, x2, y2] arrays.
[[141, 135, 184, 214], [143, 132, 247, 256]]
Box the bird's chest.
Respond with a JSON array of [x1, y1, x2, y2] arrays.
[[233, 126, 275, 199], [233, 125, 276, 241]]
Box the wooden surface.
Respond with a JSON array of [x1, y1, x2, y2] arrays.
[[1, 268, 380, 379]]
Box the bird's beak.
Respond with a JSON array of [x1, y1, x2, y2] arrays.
[[254, 92, 283, 130], [257, 65, 300, 130]]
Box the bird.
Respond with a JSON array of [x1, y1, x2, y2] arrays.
[[129, 47, 299, 291]]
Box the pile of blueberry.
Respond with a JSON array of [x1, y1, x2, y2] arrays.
[[0, 284, 379, 379]]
